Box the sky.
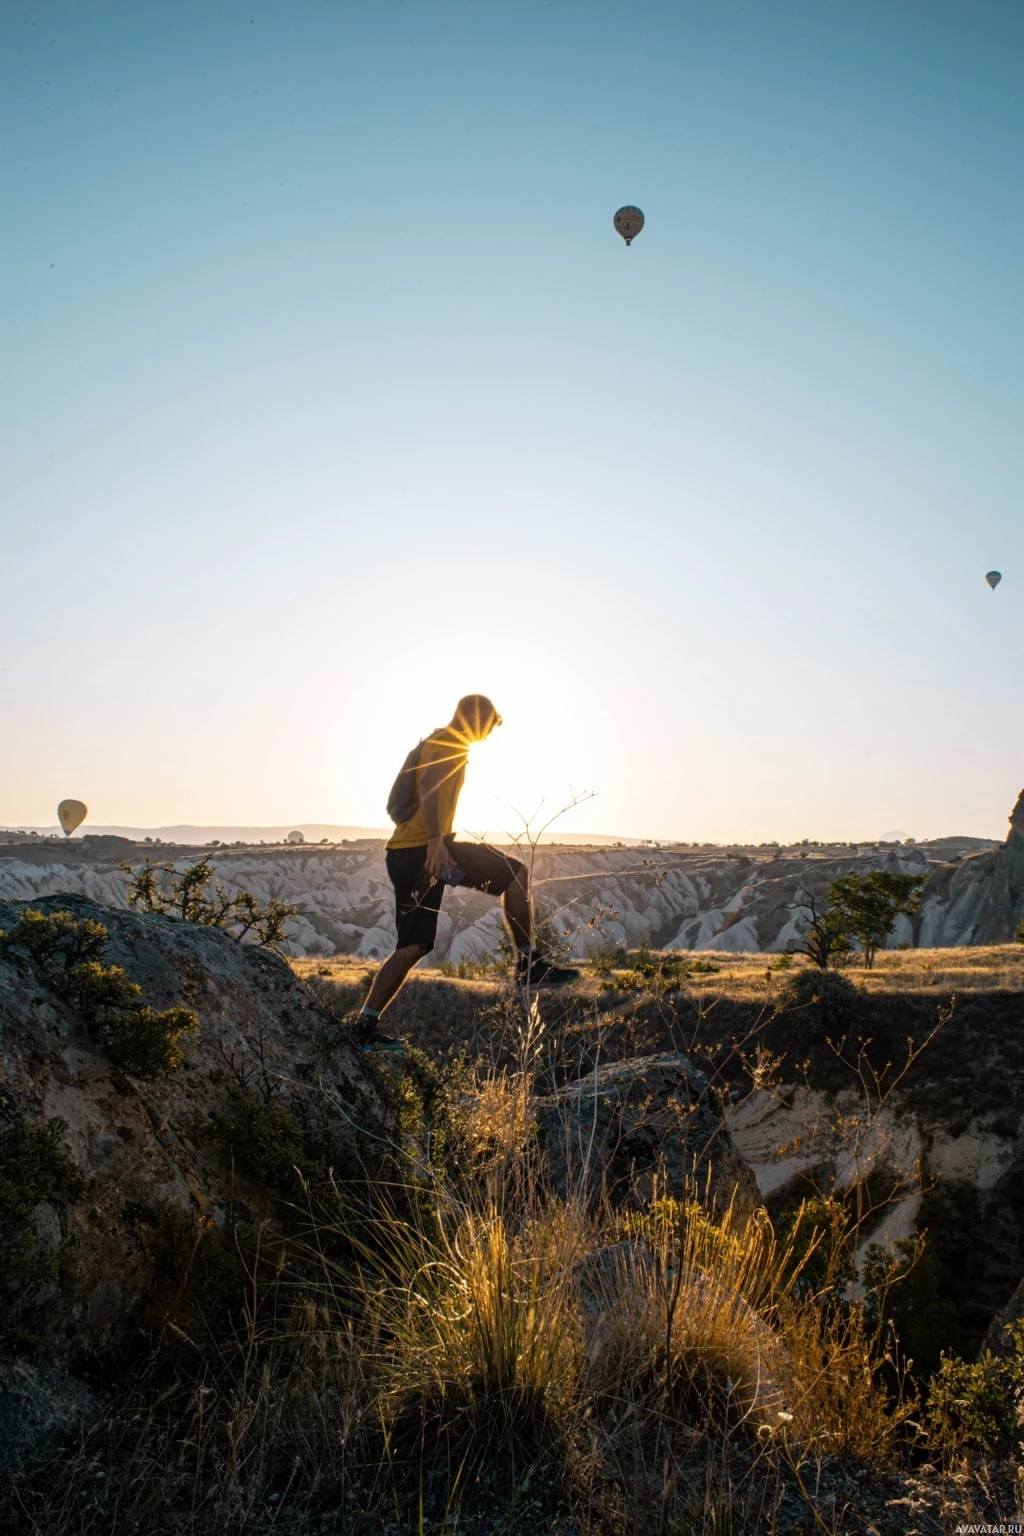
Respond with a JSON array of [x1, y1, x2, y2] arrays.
[[3, 0, 1023, 845]]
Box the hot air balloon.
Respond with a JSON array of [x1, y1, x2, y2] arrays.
[[57, 799, 87, 837], [613, 206, 644, 246], [986, 571, 1002, 591]]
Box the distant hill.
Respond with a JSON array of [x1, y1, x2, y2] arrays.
[[1, 824, 650, 848], [0, 809, 1016, 960], [3, 824, 390, 845]]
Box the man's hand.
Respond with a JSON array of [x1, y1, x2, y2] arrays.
[[424, 837, 452, 882]]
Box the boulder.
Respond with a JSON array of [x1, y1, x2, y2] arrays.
[[0, 1361, 94, 1471], [535, 1053, 761, 1222], [0, 895, 391, 1365]]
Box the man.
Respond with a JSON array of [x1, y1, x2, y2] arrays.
[[353, 693, 579, 1052]]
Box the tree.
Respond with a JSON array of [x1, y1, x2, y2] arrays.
[[790, 888, 852, 969], [826, 871, 926, 969]]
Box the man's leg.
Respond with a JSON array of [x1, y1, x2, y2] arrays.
[[363, 943, 428, 1014], [498, 865, 579, 986], [354, 846, 441, 1049], [445, 842, 580, 988], [500, 861, 533, 949], [449, 842, 533, 949]]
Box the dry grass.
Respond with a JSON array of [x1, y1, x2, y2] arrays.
[[292, 944, 1024, 1010], [640, 944, 1024, 1001], [5, 1004, 1020, 1535]]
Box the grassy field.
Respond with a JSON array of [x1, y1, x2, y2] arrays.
[[292, 942, 1024, 1004]]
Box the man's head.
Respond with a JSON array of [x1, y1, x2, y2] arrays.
[[452, 694, 502, 742]]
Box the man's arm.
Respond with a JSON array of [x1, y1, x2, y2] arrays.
[[421, 755, 454, 880]]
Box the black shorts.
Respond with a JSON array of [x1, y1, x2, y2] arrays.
[[386, 837, 525, 952]]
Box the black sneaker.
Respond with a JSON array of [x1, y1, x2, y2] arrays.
[[515, 952, 580, 989], [352, 1016, 406, 1055]]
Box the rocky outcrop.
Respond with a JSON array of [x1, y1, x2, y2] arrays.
[[724, 995, 1024, 1342], [536, 1053, 762, 1221], [915, 788, 1024, 946], [0, 895, 389, 1365]]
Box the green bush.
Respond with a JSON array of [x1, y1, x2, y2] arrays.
[[926, 1321, 1024, 1463], [776, 1196, 856, 1306], [1, 906, 107, 974], [587, 945, 625, 978], [607, 944, 698, 993], [92, 997, 199, 1077], [0, 909, 199, 1079], [215, 1046, 470, 1249], [776, 966, 861, 1035]]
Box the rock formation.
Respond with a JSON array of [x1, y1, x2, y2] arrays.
[[0, 894, 388, 1365], [536, 1053, 762, 1221], [722, 984, 1024, 1345], [3, 794, 1020, 961]]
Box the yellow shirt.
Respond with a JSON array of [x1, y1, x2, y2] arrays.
[[386, 729, 468, 850]]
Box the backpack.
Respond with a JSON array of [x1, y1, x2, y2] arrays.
[[386, 740, 425, 824]]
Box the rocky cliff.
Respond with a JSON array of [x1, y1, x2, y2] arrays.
[[0, 895, 388, 1365]]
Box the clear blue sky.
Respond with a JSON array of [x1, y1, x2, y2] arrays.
[[4, 0, 1022, 842]]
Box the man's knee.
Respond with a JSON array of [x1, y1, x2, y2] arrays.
[[394, 942, 429, 962], [505, 858, 527, 888]]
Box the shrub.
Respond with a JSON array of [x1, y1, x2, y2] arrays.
[[214, 1040, 462, 1213], [926, 1322, 1024, 1463], [776, 1195, 857, 1306], [608, 944, 696, 993], [93, 997, 199, 1076], [0, 909, 199, 1078], [775, 966, 861, 1036], [214, 1091, 312, 1193], [0, 906, 107, 975], [587, 945, 624, 978], [119, 857, 298, 949]]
